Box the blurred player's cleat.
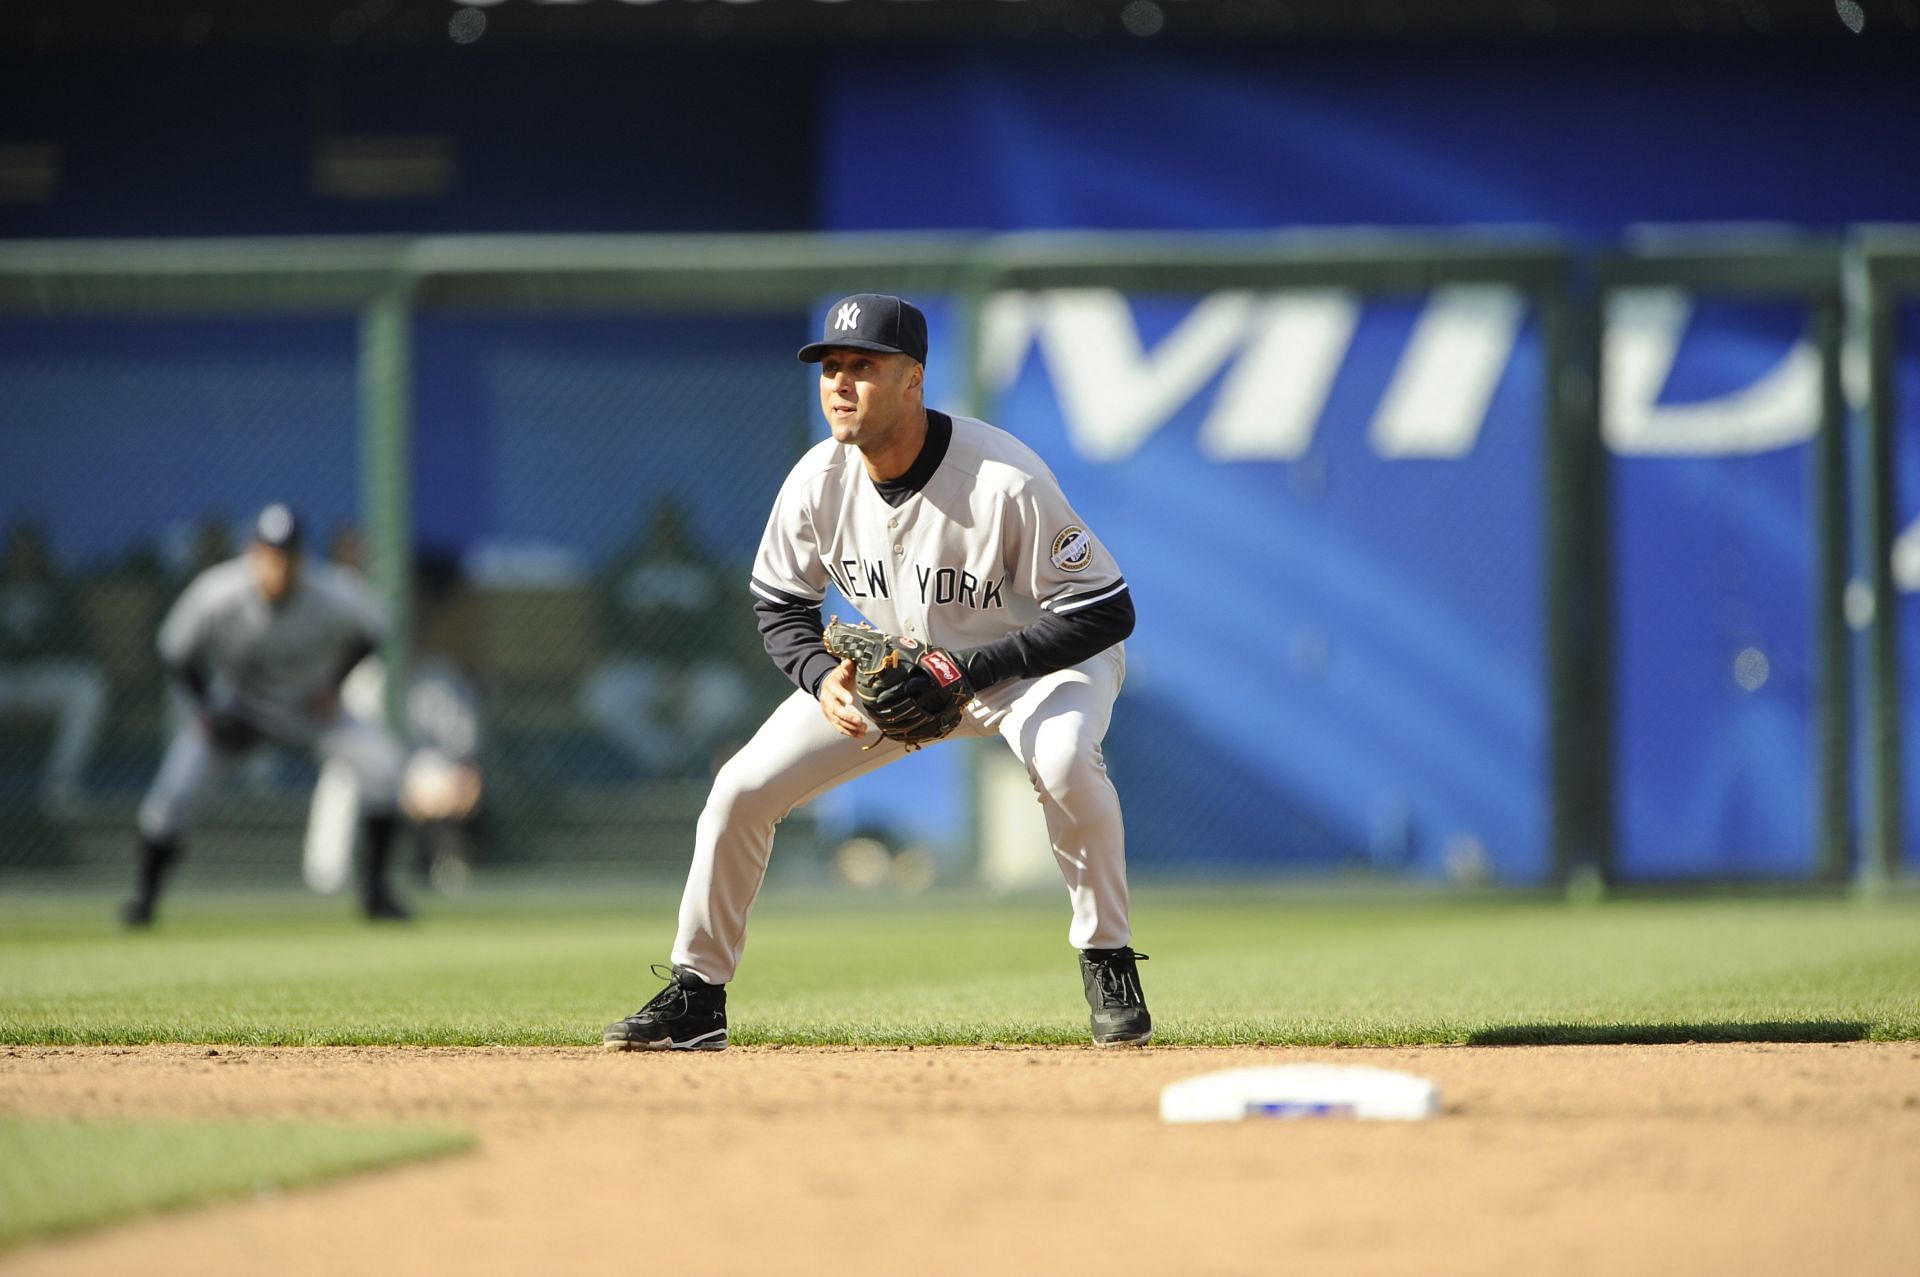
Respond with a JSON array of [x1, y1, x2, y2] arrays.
[[603, 963, 729, 1051], [123, 835, 178, 929], [1080, 946, 1152, 1047], [362, 890, 413, 922]]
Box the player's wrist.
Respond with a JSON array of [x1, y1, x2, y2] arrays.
[[804, 653, 844, 700], [954, 647, 1007, 693]]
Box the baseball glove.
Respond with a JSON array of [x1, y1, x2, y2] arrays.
[[822, 619, 974, 750], [200, 705, 261, 752]]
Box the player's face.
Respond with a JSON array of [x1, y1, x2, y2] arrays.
[[248, 543, 300, 604], [818, 349, 921, 450]]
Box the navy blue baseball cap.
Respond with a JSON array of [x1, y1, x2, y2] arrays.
[[798, 294, 929, 365], [252, 503, 305, 551]]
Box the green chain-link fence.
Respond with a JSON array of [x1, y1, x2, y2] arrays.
[[0, 232, 1906, 893]]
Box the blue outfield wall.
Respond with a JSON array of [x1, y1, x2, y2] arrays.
[[0, 317, 364, 566], [1892, 308, 1920, 878], [2, 287, 1906, 882], [1608, 303, 1818, 880], [991, 293, 1549, 880], [408, 314, 812, 567], [0, 313, 804, 574], [815, 40, 1920, 880], [886, 290, 1871, 883]]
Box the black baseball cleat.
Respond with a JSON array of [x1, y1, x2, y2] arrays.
[[119, 898, 156, 928], [362, 891, 413, 922], [1080, 946, 1153, 1047], [603, 963, 729, 1051]]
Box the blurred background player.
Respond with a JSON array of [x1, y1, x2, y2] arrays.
[[0, 520, 108, 814], [578, 499, 754, 780], [123, 503, 411, 925]]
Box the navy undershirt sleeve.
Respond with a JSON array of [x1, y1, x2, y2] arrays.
[[957, 589, 1134, 691], [755, 595, 839, 696], [757, 589, 1134, 699], [168, 658, 211, 708]]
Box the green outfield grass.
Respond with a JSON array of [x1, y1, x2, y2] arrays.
[[1, 887, 1916, 1046], [0, 1115, 472, 1251]]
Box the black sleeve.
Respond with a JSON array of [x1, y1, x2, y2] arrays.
[[753, 588, 840, 698], [167, 658, 211, 708], [956, 587, 1135, 691]]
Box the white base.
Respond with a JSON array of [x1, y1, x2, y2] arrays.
[[1160, 1065, 1439, 1122]]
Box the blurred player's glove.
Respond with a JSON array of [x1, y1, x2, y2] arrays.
[[822, 619, 974, 751], [201, 707, 260, 752]]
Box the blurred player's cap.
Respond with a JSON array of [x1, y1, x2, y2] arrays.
[[252, 503, 305, 551], [798, 294, 928, 365]]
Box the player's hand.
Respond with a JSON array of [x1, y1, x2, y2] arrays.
[[818, 659, 869, 739], [820, 621, 971, 751], [199, 707, 259, 752], [306, 687, 341, 720]]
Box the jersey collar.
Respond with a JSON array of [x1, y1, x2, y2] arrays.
[[869, 409, 953, 509]]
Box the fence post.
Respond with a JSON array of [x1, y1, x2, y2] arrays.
[[358, 286, 415, 736], [1856, 268, 1906, 892], [1544, 276, 1614, 891], [1813, 297, 1855, 882]]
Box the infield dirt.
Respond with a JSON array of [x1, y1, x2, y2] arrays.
[[3, 1041, 1917, 1275]]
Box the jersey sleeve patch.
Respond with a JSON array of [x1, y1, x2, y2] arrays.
[[1049, 525, 1094, 573]]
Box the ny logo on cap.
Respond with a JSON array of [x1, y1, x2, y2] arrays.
[[834, 302, 862, 332]]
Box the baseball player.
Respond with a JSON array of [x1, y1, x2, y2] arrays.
[[122, 503, 411, 925], [604, 294, 1150, 1051]]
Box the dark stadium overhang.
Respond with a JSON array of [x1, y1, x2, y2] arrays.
[[1, 0, 1899, 51]]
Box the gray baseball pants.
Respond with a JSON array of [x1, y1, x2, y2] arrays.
[[672, 647, 1129, 985], [138, 711, 404, 842]]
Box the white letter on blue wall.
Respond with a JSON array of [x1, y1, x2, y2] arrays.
[[1370, 287, 1527, 459], [1604, 289, 1818, 455], [1200, 292, 1360, 462]]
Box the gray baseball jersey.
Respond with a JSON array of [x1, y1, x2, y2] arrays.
[[139, 556, 402, 841], [157, 557, 387, 738], [749, 414, 1127, 649]]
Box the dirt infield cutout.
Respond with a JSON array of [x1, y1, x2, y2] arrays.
[[2, 1042, 1917, 1275]]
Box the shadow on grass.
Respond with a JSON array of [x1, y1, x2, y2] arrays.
[[1467, 1021, 1870, 1046]]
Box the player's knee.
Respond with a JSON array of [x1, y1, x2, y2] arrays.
[[698, 757, 786, 835], [136, 795, 183, 842], [359, 774, 402, 812], [365, 771, 403, 811], [1025, 730, 1104, 807], [350, 741, 406, 809], [695, 789, 780, 844]]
